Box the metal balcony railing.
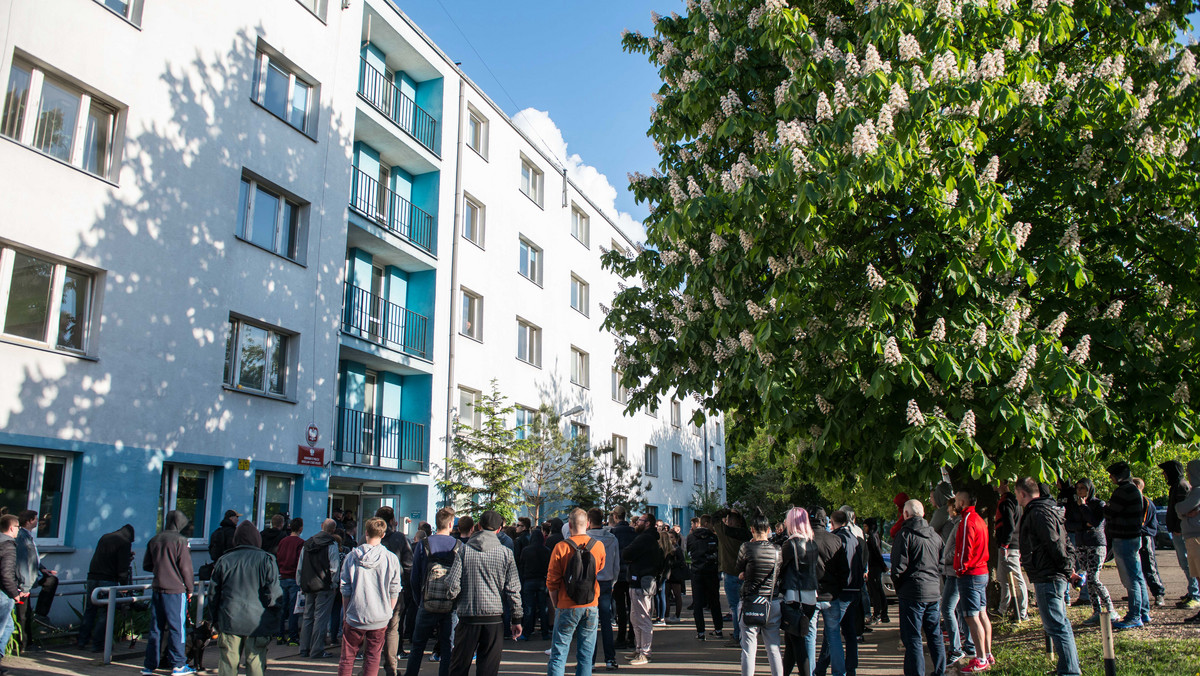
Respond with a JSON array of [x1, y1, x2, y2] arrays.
[[335, 406, 427, 472], [358, 57, 439, 154], [350, 166, 435, 254], [342, 282, 429, 360]]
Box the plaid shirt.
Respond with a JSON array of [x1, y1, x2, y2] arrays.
[[453, 530, 522, 622]]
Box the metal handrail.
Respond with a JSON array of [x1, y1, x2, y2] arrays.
[[342, 282, 429, 359], [349, 165, 435, 254], [89, 580, 210, 665], [357, 57, 439, 153], [334, 405, 427, 471]]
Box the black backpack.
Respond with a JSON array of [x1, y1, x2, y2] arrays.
[[563, 538, 599, 605]]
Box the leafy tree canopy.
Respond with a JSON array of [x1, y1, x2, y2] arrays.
[[605, 0, 1200, 485]]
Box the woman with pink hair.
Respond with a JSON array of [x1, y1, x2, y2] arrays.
[[780, 507, 819, 676]]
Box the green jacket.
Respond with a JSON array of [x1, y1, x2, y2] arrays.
[[210, 545, 283, 637], [713, 521, 750, 576]]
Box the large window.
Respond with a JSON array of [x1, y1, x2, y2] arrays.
[[463, 195, 484, 246], [223, 317, 290, 397], [162, 464, 213, 541], [237, 176, 302, 261], [0, 451, 72, 545], [516, 319, 541, 367], [460, 289, 482, 340], [520, 157, 543, 205], [571, 206, 589, 247], [694, 459, 703, 485], [611, 369, 629, 404], [671, 452, 683, 482], [644, 445, 658, 476], [570, 422, 589, 444], [2, 59, 119, 179], [0, 245, 95, 354], [514, 406, 536, 440], [673, 507, 684, 529], [570, 275, 589, 316], [611, 434, 627, 462], [670, 399, 681, 427], [251, 49, 314, 134], [570, 347, 589, 388], [518, 238, 542, 285], [253, 473, 295, 527], [458, 387, 481, 430], [467, 108, 488, 158]]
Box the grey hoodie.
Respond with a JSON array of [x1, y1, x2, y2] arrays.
[[339, 542, 402, 630], [587, 527, 621, 583], [1175, 460, 1200, 538], [929, 482, 955, 535]]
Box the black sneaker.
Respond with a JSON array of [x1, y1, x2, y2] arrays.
[[606, 659, 619, 671], [696, 632, 706, 641], [1183, 611, 1200, 624]]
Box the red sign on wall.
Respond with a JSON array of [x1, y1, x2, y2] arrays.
[[297, 445, 325, 467]]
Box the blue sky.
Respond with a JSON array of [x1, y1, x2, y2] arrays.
[[397, 1, 684, 237]]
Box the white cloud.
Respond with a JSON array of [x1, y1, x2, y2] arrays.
[[510, 108, 646, 244]]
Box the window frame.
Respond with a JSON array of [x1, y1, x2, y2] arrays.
[[644, 445, 658, 477], [570, 205, 590, 247], [94, 0, 144, 25], [570, 346, 589, 388], [569, 422, 589, 444], [236, 174, 305, 263], [223, 316, 293, 400], [517, 237, 543, 286], [611, 368, 629, 404], [671, 452, 683, 482], [0, 450, 74, 546], [693, 459, 703, 486], [2, 57, 121, 181], [0, 244, 97, 356], [250, 47, 317, 136], [457, 386, 482, 430], [462, 194, 485, 248], [460, 288, 483, 341], [162, 464, 215, 545], [253, 472, 296, 529], [516, 318, 542, 367], [295, 0, 328, 21], [670, 399, 681, 427], [570, 274, 589, 316], [519, 156, 544, 206], [514, 406, 537, 440], [466, 106, 488, 159], [611, 434, 627, 462]]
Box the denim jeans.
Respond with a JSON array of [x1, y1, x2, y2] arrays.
[[939, 575, 973, 657], [521, 580, 551, 638], [816, 593, 858, 676], [405, 607, 452, 676], [0, 593, 15, 658], [77, 578, 118, 650], [1112, 537, 1150, 621], [898, 599, 945, 676], [1033, 580, 1081, 675], [279, 578, 300, 640], [143, 591, 188, 672], [592, 580, 615, 664], [724, 573, 743, 639], [739, 598, 782, 676], [547, 606, 598, 676], [1173, 533, 1200, 599]]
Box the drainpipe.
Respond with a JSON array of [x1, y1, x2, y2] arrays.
[[561, 167, 568, 208], [441, 78, 467, 508]]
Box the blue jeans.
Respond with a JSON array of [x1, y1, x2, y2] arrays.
[[405, 607, 452, 676], [592, 580, 615, 663], [521, 580, 551, 638], [817, 593, 858, 676], [723, 573, 743, 639], [939, 575, 973, 657], [899, 599, 945, 676], [1173, 533, 1200, 599], [143, 591, 187, 672], [548, 606, 598, 676], [1034, 580, 1081, 675], [0, 593, 14, 657], [1112, 537, 1150, 621], [77, 578, 118, 650], [279, 578, 300, 640]]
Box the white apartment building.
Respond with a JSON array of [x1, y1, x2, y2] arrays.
[[0, 0, 723, 612]]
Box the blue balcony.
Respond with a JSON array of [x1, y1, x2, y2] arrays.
[[342, 282, 429, 360], [358, 57, 439, 155], [335, 406, 427, 472], [349, 165, 435, 255]]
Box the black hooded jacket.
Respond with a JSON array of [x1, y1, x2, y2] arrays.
[[209, 516, 238, 561], [995, 492, 1022, 549], [1104, 462, 1147, 540], [144, 510, 194, 594], [89, 524, 135, 582], [1064, 478, 1106, 548], [518, 530, 550, 583], [1161, 460, 1190, 534], [1019, 496, 1074, 583], [622, 527, 665, 580], [891, 517, 943, 602]]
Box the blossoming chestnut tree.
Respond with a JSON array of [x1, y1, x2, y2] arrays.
[[603, 0, 1200, 484]]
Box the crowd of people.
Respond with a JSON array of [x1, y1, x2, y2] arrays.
[[0, 456, 1197, 676]]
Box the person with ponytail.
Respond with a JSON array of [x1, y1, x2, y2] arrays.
[[736, 509, 784, 676], [779, 508, 818, 676]]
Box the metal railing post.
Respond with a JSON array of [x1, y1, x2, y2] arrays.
[[102, 587, 116, 665]]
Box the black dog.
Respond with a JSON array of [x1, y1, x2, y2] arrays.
[[186, 619, 217, 672]]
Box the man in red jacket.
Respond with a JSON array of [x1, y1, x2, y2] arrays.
[[954, 490, 992, 674]]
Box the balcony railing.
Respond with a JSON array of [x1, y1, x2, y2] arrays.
[[342, 282, 429, 360], [350, 166, 435, 255], [335, 406, 427, 472], [358, 57, 438, 154]]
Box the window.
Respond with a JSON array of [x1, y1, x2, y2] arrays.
[[644, 398, 658, 418], [693, 459, 703, 485], [646, 505, 658, 519], [0, 450, 72, 545], [611, 239, 628, 257], [223, 317, 291, 397], [458, 387, 481, 430], [460, 289, 483, 340], [671, 452, 683, 481], [716, 422, 722, 443], [709, 445, 715, 462], [514, 406, 536, 440], [516, 319, 542, 367], [673, 507, 684, 529], [611, 369, 629, 404], [520, 157, 543, 205], [253, 473, 295, 528], [162, 465, 213, 541], [463, 195, 484, 246], [570, 275, 589, 316], [717, 466, 724, 493], [644, 445, 658, 476], [0, 245, 95, 354], [570, 422, 589, 444], [518, 238, 542, 285], [467, 108, 488, 157], [236, 175, 303, 260], [692, 421, 701, 436], [2, 59, 119, 179], [251, 49, 314, 133], [611, 435, 627, 462], [670, 399, 681, 427], [296, 0, 327, 19], [570, 347, 589, 387], [95, 0, 143, 23], [571, 206, 590, 246]]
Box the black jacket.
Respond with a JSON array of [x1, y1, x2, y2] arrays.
[[0, 534, 19, 600], [865, 530, 886, 575], [622, 529, 665, 581], [1104, 462, 1146, 540], [891, 517, 943, 602], [210, 545, 283, 637], [995, 493, 1022, 549], [89, 524, 135, 582], [144, 510, 194, 594], [668, 544, 688, 582], [518, 535, 550, 584], [209, 517, 238, 561], [259, 527, 286, 557], [735, 540, 781, 599], [1161, 460, 1189, 534], [299, 531, 339, 593], [686, 527, 719, 575], [1019, 497, 1074, 583], [610, 521, 637, 581], [779, 536, 818, 598], [816, 526, 861, 599], [1140, 496, 1159, 537], [1064, 479, 1106, 548]]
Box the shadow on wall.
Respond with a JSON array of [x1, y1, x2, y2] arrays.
[[2, 27, 350, 558]]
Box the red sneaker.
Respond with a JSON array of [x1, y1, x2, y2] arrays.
[[986, 653, 996, 665], [960, 657, 990, 673]]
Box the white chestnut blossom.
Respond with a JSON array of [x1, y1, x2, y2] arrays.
[[906, 400, 926, 426], [688, 176, 705, 199], [889, 82, 910, 111], [930, 317, 946, 342], [1175, 381, 1191, 405], [977, 49, 1006, 81], [1020, 80, 1050, 107], [1102, 300, 1124, 319], [883, 336, 902, 366], [851, 120, 879, 157], [898, 33, 922, 61], [739, 330, 755, 350], [958, 410, 976, 438], [1011, 221, 1032, 249], [877, 103, 895, 135], [1046, 312, 1068, 337], [713, 289, 732, 309], [1007, 366, 1029, 391], [866, 263, 886, 289], [981, 155, 999, 183], [739, 229, 754, 251], [833, 81, 852, 111], [719, 90, 742, 119], [1059, 224, 1081, 252], [709, 232, 727, 253], [930, 51, 959, 84], [862, 44, 883, 74], [970, 322, 988, 347], [1067, 335, 1091, 364], [816, 92, 834, 122], [816, 394, 833, 415], [746, 300, 768, 321], [777, 119, 810, 147], [911, 68, 930, 92]]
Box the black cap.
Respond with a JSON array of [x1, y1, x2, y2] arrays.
[[479, 510, 504, 531]]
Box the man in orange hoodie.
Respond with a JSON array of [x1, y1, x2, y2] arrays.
[[954, 490, 992, 674], [547, 508, 606, 676]]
